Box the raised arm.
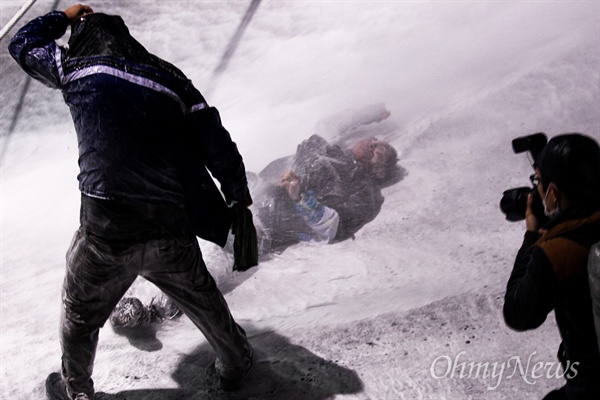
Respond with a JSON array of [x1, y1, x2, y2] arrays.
[[8, 5, 91, 88]]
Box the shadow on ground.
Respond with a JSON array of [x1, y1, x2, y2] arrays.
[[97, 327, 364, 400], [111, 324, 164, 352]]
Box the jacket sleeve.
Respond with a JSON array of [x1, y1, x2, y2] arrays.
[[503, 230, 557, 331], [186, 101, 250, 206], [7, 11, 68, 89]]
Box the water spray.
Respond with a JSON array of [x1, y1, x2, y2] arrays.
[[204, 0, 262, 97], [0, 0, 38, 41], [1, 0, 61, 163]]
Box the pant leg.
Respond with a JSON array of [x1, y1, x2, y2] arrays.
[[589, 242, 600, 352], [60, 228, 139, 398], [140, 237, 252, 376]]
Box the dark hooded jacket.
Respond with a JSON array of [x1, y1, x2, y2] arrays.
[[504, 205, 600, 398], [9, 11, 248, 246]]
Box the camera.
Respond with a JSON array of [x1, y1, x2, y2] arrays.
[[500, 133, 549, 223]]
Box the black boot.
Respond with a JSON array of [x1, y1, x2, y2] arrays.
[[215, 346, 254, 392], [45, 372, 92, 400]]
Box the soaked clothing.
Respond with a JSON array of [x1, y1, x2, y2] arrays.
[[504, 206, 600, 399], [249, 135, 384, 253], [252, 182, 313, 252], [291, 135, 384, 241], [8, 12, 248, 226], [64, 196, 252, 398], [9, 11, 251, 399]]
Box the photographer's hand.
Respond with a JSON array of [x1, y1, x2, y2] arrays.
[[525, 193, 539, 233]]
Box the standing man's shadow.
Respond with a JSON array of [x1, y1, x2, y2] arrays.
[[97, 326, 364, 399]]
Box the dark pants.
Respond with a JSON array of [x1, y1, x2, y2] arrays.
[[542, 342, 600, 400], [60, 196, 252, 398], [589, 242, 600, 353]]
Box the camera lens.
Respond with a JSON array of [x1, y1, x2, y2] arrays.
[[500, 187, 531, 221]]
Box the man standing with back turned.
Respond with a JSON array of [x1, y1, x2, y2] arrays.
[[9, 4, 254, 399]]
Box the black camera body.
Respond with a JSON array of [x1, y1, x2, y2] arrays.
[[500, 133, 549, 223]]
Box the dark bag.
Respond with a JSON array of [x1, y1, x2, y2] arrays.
[[180, 107, 259, 272], [184, 164, 232, 247], [180, 109, 233, 247], [231, 203, 259, 271]]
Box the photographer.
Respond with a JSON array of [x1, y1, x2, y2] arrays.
[[503, 133, 600, 399]]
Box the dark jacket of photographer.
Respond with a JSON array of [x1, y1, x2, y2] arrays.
[[504, 206, 600, 397], [8, 11, 248, 245]]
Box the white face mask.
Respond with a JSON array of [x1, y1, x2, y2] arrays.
[[542, 186, 560, 218]]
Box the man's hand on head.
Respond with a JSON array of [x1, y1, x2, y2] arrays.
[[280, 171, 301, 202], [64, 4, 94, 24]]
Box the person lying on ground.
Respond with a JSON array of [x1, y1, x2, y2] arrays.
[[111, 134, 400, 328], [253, 134, 399, 253]]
